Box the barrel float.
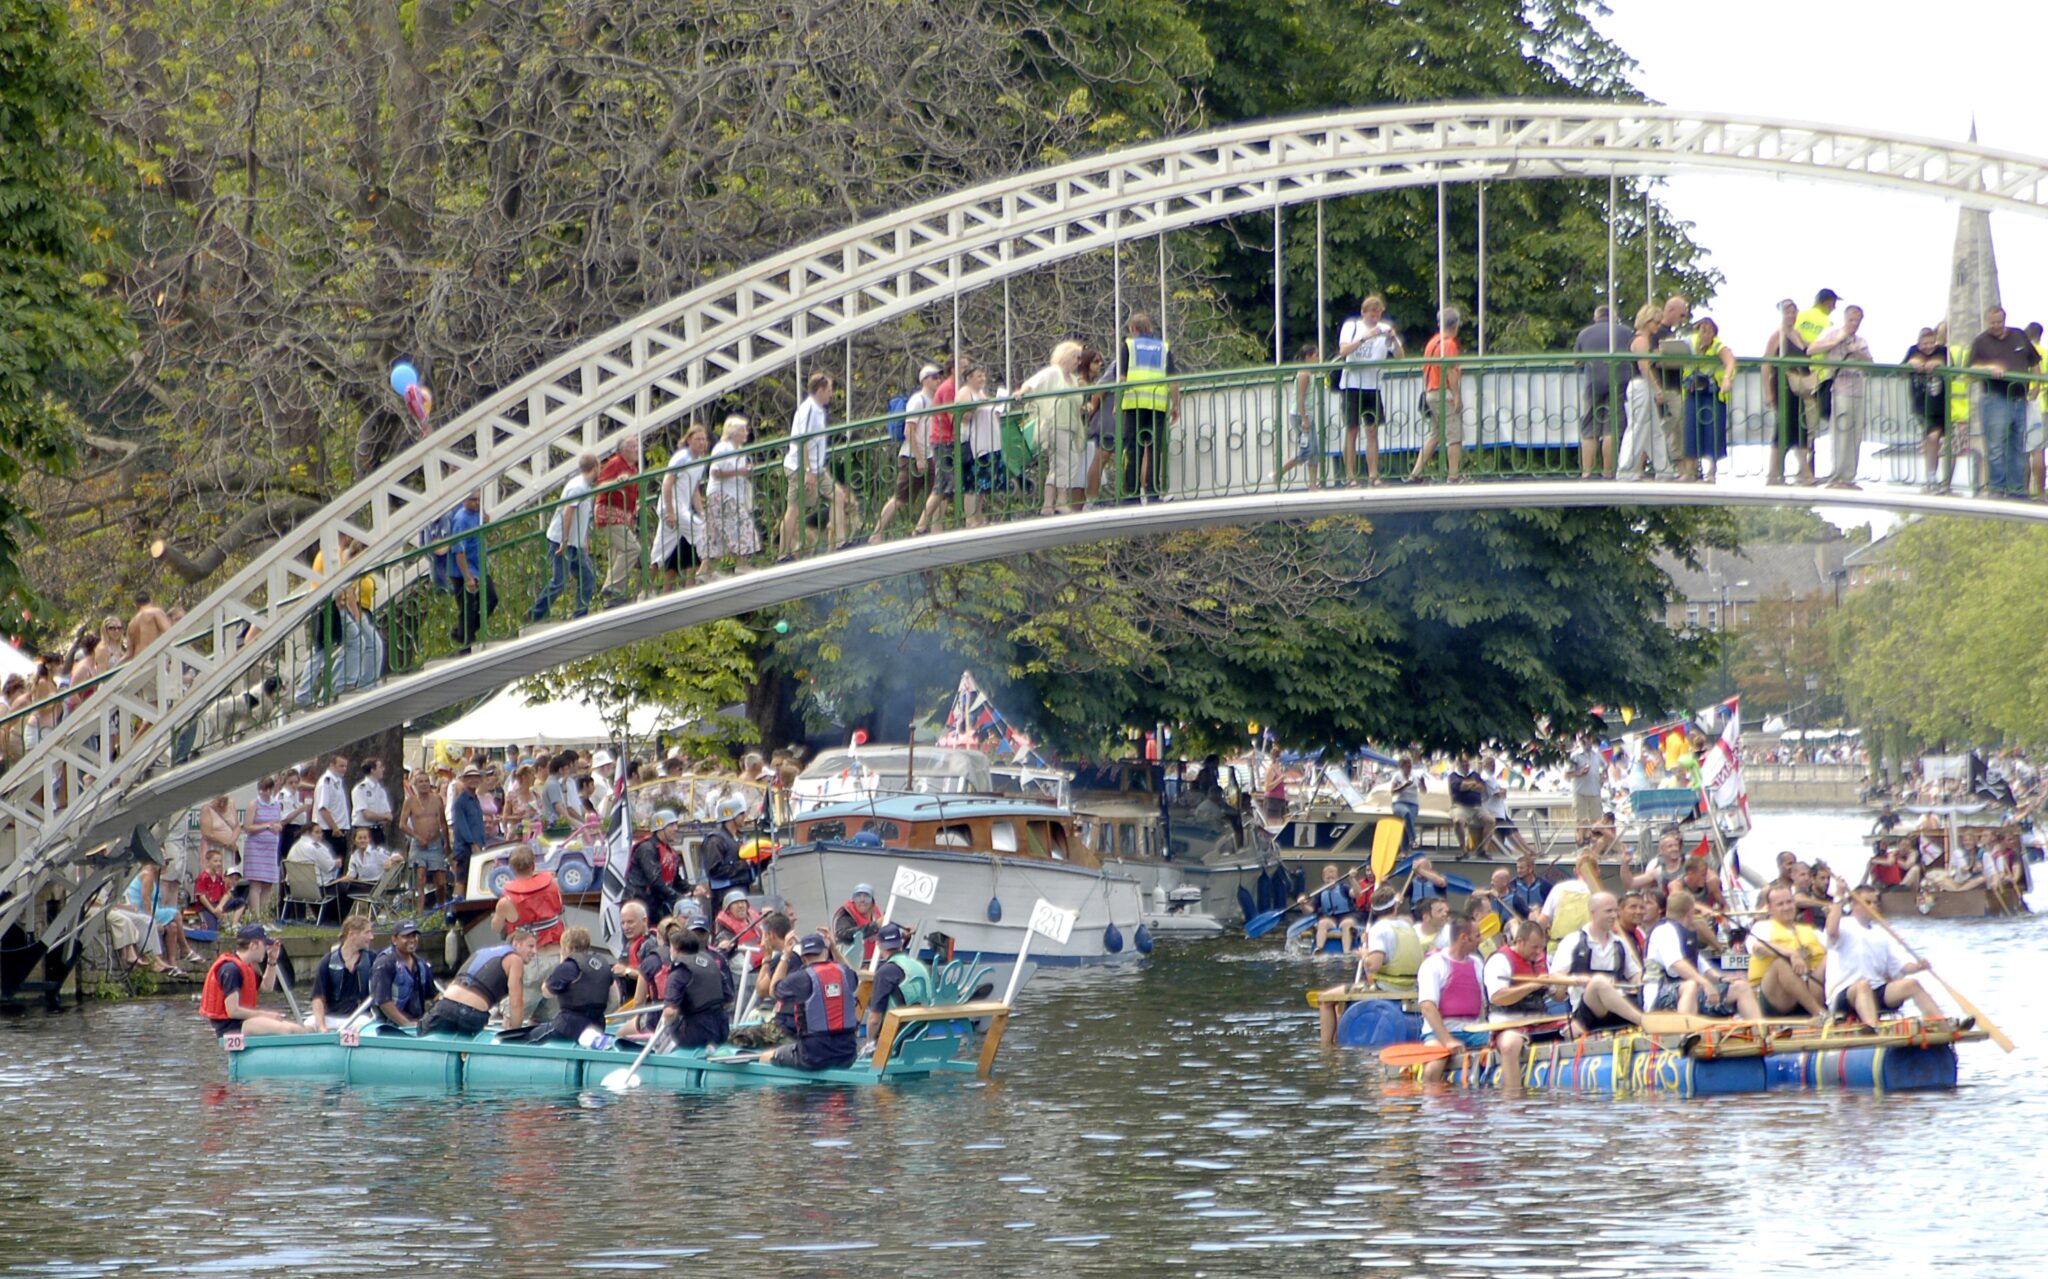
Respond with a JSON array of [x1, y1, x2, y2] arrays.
[[1336, 999, 1421, 1048], [1451, 1050, 1766, 1098], [1765, 1044, 1959, 1093], [344, 1033, 464, 1089]]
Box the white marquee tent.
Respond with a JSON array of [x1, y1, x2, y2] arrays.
[[421, 686, 671, 753], [0, 640, 33, 681]]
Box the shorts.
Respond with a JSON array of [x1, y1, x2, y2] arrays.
[[768, 1038, 856, 1071], [411, 838, 447, 873], [1649, 983, 1732, 1016], [2027, 402, 2044, 453], [658, 537, 698, 574], [890, 458, 929, 503], [1580, 385, 1617, 438], [419, 1000, 490, 1037], [970, 450, 1007, 493], [1760, 986, 1816, 1019], [829, 449, 862, 490], [1572, 793, 1602, 824], [1424, 1026, 1494, 1050], [930, 443, 961, 497], [1572, 1004, 1636, 1035], [211, 1017, 244, 1039], [1342, 388, 1385, 431]]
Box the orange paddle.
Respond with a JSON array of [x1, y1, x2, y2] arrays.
[[1377, 1041, 1454, 1068]]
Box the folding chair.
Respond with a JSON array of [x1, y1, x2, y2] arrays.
[[364, 854, 415, 922], [282, 859, 335, 927]]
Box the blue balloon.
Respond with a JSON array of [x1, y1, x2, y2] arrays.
[[390, 361, 420, 396]]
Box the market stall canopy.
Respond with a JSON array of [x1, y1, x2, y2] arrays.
[[422, 686, 671, 751]]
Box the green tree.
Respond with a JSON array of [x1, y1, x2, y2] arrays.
[[0, 0, 131, 611], [517, 623, 757, 759]]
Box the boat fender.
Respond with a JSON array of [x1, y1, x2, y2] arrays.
[[1237, 886, 1256, 921], [1104, 922, 1124, 954], [987, 896, 1003, 922], [1134, 924, 1153, 955]]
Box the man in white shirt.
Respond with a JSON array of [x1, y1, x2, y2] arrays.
[[1642, 888, 1761, 1019], [589, 749, 617, 820], [314, 754, 352, 865], [1550, 891, 1645, 1036], [779, 372, 857, 554], [1824, 887, 1940, 1024], [1334, 295, 1402, 483], [350, 758, 394, 845], [870, 365, 940, 542], [1479, 753, 1538, 859], [1566, 734, 1603, 835], [527, 451, 603, 621]]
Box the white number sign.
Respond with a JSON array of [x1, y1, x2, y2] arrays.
[[1028, 898, 1077, 945], [891, 865, 939, 905]]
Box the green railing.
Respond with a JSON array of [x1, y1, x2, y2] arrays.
[[9, 350, 2045, 789]]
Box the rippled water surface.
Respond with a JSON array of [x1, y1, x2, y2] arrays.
[[3, 810, 2042, 1276]]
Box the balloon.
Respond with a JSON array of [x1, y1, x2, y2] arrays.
[[772, 619, 790, 634], [851, 728, 869, 746], [389, 361, 419, 396], [405, 383, 433, 423]]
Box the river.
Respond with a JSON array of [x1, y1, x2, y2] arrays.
[[2, 808, 2041, 1277]]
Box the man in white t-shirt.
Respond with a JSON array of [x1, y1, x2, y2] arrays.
[[870, 364, 940, 542], [527, 451, 602, 621], [1824, 887, 1940, 1024], [1415, 916, 1494, 1081], [779, 372, 859, 555], [1550, 891, 1645, 1036], [1334, 295, 1402, 484], [1643, 888, 1760, 1019], [1565, 734, 1603, 833]]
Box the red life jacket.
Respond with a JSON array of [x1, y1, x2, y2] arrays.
[[799, 961, 859, 1033], [839, 898, 879, 960], [1501, 945, 1548, 979], [716, 908, 758, 944], [200, 952, 260, 1022], [658, 842, 679, 887], [503, 871, 565, 945]]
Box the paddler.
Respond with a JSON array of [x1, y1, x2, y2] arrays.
[[1550, 891, 1645, 1036], [1415, 917, 1511, 1084], [1301, 863, 1363, 954], [309, 913, 376, 1031], [612, 900, 666, 1006], [765, 931, 860, 1071], [1411, 896, 1453, 952], [1643, 889, 1761, 1019], [1484, 918, 1565, 1020], [716, 890, 763, 951], [420, 926, 539, 1036], [1823, 885, 1941, 1025], [369, 919, 436, 1028], [659, 917, 731, 1049], [833, 883, 883, 963], [864, 922, 931, 1042], [530, 926, 618, 1046], [1746, 885, 1828, 1021], [201, 925, 310, 1038], [624, 810, 683, 920]]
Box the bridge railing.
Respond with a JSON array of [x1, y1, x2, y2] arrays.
[[4, 351, 2043, 811]]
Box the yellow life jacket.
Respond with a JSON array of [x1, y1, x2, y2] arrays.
[[1949, 343, 1973, 427], [1373, 920, 1425, 992], [1546, 884, 1590, 954], [1745, 919, 1825, 984]]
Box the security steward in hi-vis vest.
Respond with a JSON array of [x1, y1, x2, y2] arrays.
[[1116, 313, 1177, 499], [1794, 289, 1839, 421]]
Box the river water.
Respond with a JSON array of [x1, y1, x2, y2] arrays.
[[3, 809, 2041, 1277]]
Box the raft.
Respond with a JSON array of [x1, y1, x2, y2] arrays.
[[224, 999, 1010, 1092], [1411, 1019, 1985, 1097]]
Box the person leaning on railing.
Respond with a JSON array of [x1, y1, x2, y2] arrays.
[[1761, 298, 1817, 487], [1809, 304, 1873, 490]]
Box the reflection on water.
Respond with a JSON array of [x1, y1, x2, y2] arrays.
[[1, 810, 2042, 1277]]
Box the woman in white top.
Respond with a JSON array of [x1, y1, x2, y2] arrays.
[[1809, 304, 1872, 490], [955, 365, 1001, 528], [703, 415, 762, 564], [1335, 295, 1403, 484], [1020, 341, 1087, 513], [652, 421, 711, 588]]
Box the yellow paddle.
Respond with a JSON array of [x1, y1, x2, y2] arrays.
[[1853, 890, 2015, 1053], [1370, 817, 1404, 886]]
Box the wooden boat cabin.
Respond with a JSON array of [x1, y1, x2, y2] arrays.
[[790, 795, 1096, 868]]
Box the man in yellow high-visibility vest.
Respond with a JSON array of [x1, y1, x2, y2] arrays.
[[1116, 313, 1180, 500]]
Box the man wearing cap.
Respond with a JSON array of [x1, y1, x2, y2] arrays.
[[766, 931, 860, 1070], [659, 915, 731, 1049], [870, 363, 942, 542], [863, 922, 931, 1042], [369, 920, 437, 1028], [1795, 289, 1841, 427], [625, 810, 683, 919], [201, 925, 309, 1038], [450, 764, 489, 891], [833, 884, 882, 963], [424, 925, 539, 1036]]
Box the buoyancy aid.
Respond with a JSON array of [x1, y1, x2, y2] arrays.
[[837, 898, 880, 960], [1312, 882, 1351, 917], [382, 948, 434, 1020], [1494, 945, 1551, 1014], [1433, 953, 1486, 1020], [1563, 928, 1635, 982], [554, 951, 614, 1021], [1746, 919, 1825, 985], [669, 951, 725, 1016], [200, 953, 259, 1022], [1372, 920, 1425, 992], [459, 944, 516, 1005], [881, 952, 933, 1009], [1546, 884, 1591, 951], [502, 872, 564, 944], [798, 961, 859, 1034]]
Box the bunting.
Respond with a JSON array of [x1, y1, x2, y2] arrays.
[[936, 671, 1045, 766]]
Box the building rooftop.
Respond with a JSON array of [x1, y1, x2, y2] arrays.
[[1656, 541, 1852, 604]]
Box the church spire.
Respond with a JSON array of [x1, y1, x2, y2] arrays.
[[1947, 120, 2000, 343]]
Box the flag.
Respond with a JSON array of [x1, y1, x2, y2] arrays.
[[598, 762, 631, 956], [1702, 696, 1747, 813]]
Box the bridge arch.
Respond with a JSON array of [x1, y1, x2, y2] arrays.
[[9, 100, 2048, 889]]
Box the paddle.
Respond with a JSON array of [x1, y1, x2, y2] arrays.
[[1268, 866, 1364, 942], [601, 1024, 670, 1091], [1378, 1042, 1452, 1068], [1854, 890, 2015, 1053], [1370, 818, 1404, 886], [1640, 1012, 1813, 1035]]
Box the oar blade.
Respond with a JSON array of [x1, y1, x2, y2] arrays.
[[1371, 819, 1404, 883], [1243, 909, 1287, 939], [599, 1068, 642, 1091], [1377, 1041, 1453, 1068]]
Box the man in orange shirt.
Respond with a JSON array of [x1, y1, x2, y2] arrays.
[[594, 436, 643, 608], [1408, 307, 1466, 483]]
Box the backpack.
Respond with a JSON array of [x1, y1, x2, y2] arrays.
[[886, 392, 911, 443]]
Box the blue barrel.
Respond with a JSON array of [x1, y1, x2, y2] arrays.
[[345, 1035, 463, 1089], [465, 1044, 586, 1090], [1501, 1049, 1765, 1098], [1335, 999, 1420, 1048], [1766, 1045, 1959, 1093]]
